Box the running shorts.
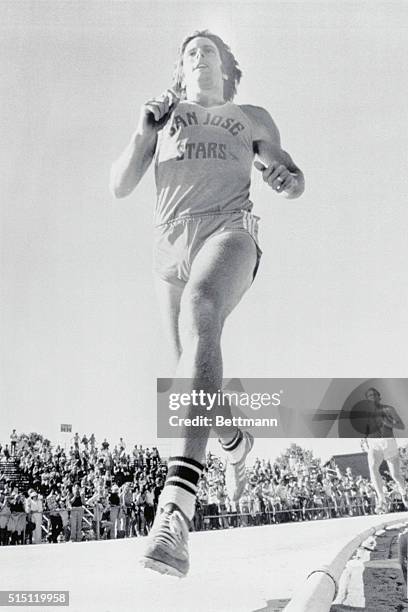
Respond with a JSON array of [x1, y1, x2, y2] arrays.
[[366, 438, 399, 460], [153, 209, 262, 285]]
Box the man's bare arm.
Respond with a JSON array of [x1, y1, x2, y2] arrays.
[[383, 405, 405, 431], [241, 105, 305, 199], [109, 128, 157, 199], [109, 89, 178, 199]]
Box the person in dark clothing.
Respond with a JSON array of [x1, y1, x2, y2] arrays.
[[9, 494, 26, 545], [69, 484, 86, 542], [47, 490, 63, 543], [108, 485, 121, 539]]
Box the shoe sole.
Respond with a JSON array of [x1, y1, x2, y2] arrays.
[[140, 556, 187, 578]]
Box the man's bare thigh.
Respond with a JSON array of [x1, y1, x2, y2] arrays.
[[182, 230, 258, 320]]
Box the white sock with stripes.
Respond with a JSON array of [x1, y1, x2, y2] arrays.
[[220, 429, 246, 464], [158, 456, 204, 522]]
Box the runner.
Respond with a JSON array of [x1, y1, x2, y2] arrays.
[[361, 388, 408, 513], [110, 30, 305, 576]]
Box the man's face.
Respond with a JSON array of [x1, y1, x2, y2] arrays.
[[182, 37, 224, 94], [366, 389, 381, 403]]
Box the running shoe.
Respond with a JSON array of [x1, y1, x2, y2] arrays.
[[225, 431, 254, 502], [140, 509, 189, 577]]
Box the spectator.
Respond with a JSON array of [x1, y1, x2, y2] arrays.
[[239, 487, 252, 527], [120, 482, 134, 537], [207, 481, 220, 530], [88, 485, 107, 540], [8, 492, 26, 545], [27, 491, 43, 544], [89, 433, 96, 451], [218, 484, 229, 529], [0, 492, 11, 545], [69, 484, 85, 542], [10, 430, 18, 456], [58, 490, 70, 541], [134, 486, 147, 536], [46, 490, 63, 543], [144, 485, 155, 533], [108, 484, 121, 539]]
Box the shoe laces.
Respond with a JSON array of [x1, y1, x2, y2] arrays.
[[151, 510, 187, 549]]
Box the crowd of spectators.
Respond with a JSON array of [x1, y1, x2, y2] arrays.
[[0, 431, 166, 545], [195, 445, 407, 531], [0, 433, 407, 545]]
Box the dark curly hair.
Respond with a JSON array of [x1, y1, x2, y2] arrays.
[[172, 30, 242, 102]]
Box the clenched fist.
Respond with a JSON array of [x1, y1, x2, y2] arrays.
[[254, 160, 297, 194], [140, 89, 179, 130]]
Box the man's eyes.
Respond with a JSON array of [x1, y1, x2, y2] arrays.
[[188, 47, 215, 57]]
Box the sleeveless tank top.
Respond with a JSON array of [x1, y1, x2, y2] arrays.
[[154, 101, 254, 225]]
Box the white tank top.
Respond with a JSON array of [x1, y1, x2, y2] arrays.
[[154, 101, 254, 225]]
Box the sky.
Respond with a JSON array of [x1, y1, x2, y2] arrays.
[[1, 1, 408, 462]]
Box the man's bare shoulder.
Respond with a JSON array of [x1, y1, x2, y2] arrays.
[[238, 104, 280, 143], [239, 104, 270, 120]]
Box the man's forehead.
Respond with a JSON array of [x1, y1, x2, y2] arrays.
[[184, 37, 218, 53]]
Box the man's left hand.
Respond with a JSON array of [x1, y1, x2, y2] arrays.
[[254, 160, 297, 194]]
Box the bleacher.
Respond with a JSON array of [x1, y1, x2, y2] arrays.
[[0, 457, 30, 492]]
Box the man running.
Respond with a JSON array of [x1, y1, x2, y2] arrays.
[[110, 30, 305, 576], [361, 387, 408, 513]]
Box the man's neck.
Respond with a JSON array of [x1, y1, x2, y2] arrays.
[[186, 89, 226, 107]]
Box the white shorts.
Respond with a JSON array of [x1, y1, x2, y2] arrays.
[[154, 209, 262, 285], [366, 438, 399, 460]]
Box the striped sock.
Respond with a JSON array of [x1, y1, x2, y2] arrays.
[[158, 456, 204, 521], [220, 429, 246, 464]]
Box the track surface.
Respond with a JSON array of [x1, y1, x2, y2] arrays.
[[364, 526, 408, 611], [2, 513, 407, 612], [332, 524, 408, 612]]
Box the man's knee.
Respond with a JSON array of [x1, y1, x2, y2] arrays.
[[179, 288, 223, 340]]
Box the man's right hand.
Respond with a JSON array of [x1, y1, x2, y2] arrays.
[[140, 89, 179, 130], [111, 90, 178, 197]]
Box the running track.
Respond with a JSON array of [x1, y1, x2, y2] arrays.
[[3, 513, 408, 612]]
